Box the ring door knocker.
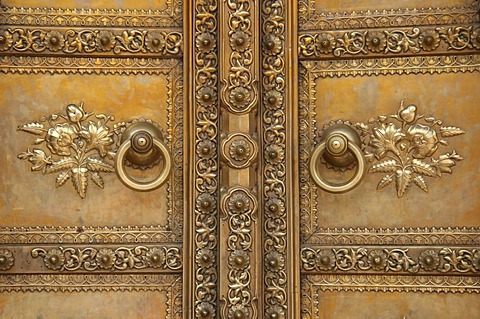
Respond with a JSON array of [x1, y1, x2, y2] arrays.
[[309, 123, 366, 193], [115, 120, 172, 192]]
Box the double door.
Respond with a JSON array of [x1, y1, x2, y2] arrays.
[[0, 0, 479, 317]]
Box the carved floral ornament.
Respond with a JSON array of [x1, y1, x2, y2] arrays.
[[301, 247, 480, 274], [299, 26, 480, 58], [315, 101, 465, 197], [0, 28, 183, 56], [31, 246, 182, 271], [17, 103, 170, 197], [0, 249, 14, 271]]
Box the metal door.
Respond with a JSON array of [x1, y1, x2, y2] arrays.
[[1, 0, 479, 318]]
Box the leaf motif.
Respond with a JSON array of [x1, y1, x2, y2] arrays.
[[377, 174, 394, 190], [72, 167, 88, 198], [440, 126, 465, 137], [90, 172, 104, 189], [17, 122, 45, 135], [395, 169, 412, 198], [45, 157, 77, 174], [56, 170, 72, 187], [411, 159, 436, 177], [369, 160, 399, 173], [413, 175, 428, 192], [18, 148, 52, 173], [86, 157, 115, 173]]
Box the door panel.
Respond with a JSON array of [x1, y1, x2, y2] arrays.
[[0, 1, 185, 317], [298, 0, 480, 317]]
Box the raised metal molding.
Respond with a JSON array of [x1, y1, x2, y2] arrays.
[[301, 246, 480, 274], [192, 0, 219, 317], [306, 227, 480, 245], [0, 3, 183, 28], [0, 56, 179, 75], [300, 55, 480, 78], [262, 0, 288, 317], [0, 28, 183, 57], [299, 25, 480, 59], [298, 2, 479, 31], [0, 225, 182, 244]]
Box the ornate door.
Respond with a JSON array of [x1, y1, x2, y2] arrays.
[[1, 0, 479, 318]]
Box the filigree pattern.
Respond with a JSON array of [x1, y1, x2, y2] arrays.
[[18, 103, 120, 198], [262, 0, 288, 315], [298, 3, 479, 31], [0, 4, 183, 28], [356, 101, 465, 197], [31, 246, 182, 271], [221, 187, 257, 319], [221, 0, 257, 114], [301, 247, 480, 274], [299, 26, 480, 59], [193, 0, 219, 317], [1, 28, 182, 57]]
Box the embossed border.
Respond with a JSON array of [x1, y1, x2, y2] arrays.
[[0, 2, 183, 28], [298, 1, 479, 31]]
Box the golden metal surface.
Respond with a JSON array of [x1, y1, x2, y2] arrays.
[[1, 0, 479, 317]]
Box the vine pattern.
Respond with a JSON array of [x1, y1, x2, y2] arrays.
[[31, 246, 182, 271], [221, 187, 257, 319], [193, 0, 219, 317], [262, 0, 288, 317], [0, 28, 183, 56], [301, 247, 480, 274], [220, 0, 257, 114], [298, 26, 480, 58]]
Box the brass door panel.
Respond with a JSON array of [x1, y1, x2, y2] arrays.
[[299, 0, 480, 317], [0, 0, 185, 317]]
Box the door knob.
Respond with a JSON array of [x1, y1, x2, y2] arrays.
[[309, 123, 366, 193], [115, 121, 172, 191]]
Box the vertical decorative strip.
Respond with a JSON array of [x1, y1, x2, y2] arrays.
[[193, 0, 219, 318], [262, 0, 288, 317], [220, 0, 258, 114]]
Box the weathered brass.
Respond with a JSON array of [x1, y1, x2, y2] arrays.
[[310, 123, 366, 193]]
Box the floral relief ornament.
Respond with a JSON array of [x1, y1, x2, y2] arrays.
[[356, 101, 465, 197], [18, 102, 123, 198]]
